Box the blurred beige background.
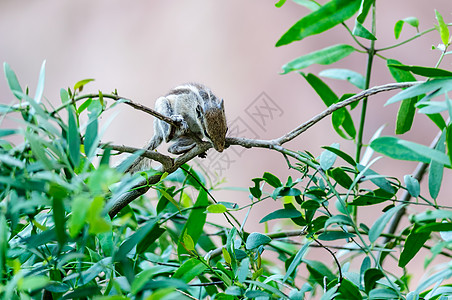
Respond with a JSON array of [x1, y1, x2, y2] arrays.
[[1, 0, 451, 290]]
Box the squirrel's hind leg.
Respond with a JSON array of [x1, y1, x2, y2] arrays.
[[168, 136, 196, 154]]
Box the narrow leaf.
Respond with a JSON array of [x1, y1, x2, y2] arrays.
[[3, 62, 23, 99], [319, 143, 339, 170], [274, 0, 286, 8], [352, 20, 376, 40], [435, 10, 450, 46], [369, 204, 405, 243], [173, 258, 207, 283], [34, 60, 46, 103], [283, 241, 312, 282], [245, 232, 271, 250], [370, 136, 450, 166], [207, 204, 227, 213], [319, 68, 366, 89], [262, 172, 282, 188], [321, 146, 356, 166], [356, 0, 374, 23], [399, 224, 430, 268], [387, 64, 452, 78], [282, 44, 355, 74], [429, 130, 446, 199], [276, 0, 361, 46], [387, 59, 418, 134], [386, 78, 452, 105], [260, 208, 302, 223], [404, 175, 420, 198]]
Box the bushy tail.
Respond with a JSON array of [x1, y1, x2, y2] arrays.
[[125, 135, 163, 173]]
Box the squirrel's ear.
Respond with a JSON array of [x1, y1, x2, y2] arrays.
[[220, 99, 224, 109]]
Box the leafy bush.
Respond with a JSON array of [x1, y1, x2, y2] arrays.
[[1, 1, 452, 299]]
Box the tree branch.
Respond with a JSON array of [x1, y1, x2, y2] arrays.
[[107, 81, 423, 218]]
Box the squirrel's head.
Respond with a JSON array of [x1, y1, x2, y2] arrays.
[[200, 98, 227, 152]]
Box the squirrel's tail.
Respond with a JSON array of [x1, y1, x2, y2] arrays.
[[124, 135, 163, 173]]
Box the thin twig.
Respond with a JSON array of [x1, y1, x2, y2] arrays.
[[107, 81, 423, 218]]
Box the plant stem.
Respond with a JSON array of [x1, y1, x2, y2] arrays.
[[355, 4, 377, 164]]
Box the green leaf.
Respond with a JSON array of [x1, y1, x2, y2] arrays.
[[325, 214, 354, 228], [274, 0, 286, 7], [370, 136, 451, 166], [79, 257, 112, 285], [0, 216, 7, 282], [352, 20, 376, 40], [34, 60, 46, 103], [447, 124, 452, 169], [369, 204, 405, 243], [356, 0, 374, 23], [237, 257, 250, 283], [435, 10, 450, 46], [53, 197, 67, 246], [335, 278, 363, 300], [416, 222, 452, 233], [319, 68, 366, 89], [115, 218, 158, 261], [319, 143, 339, 170], [183, 234, 195, 251], [178, 189, 208, 256], [317, 231, 355, 241], [303, 73, 338, 106], [66, 98, 80, 167], [394, 17, 419, 39], [429, 130, 446, 199], [249, 178, 263, 199], [68, 195, 90, 237], [387, 64, 452, 78], [173, 258, 207, 283], [276, 0, 361, 47], [387, 59, 418, 134], [131, 267, 176, 295], [404, 175, 420, 198], [282, 44, 355, 74], [260, 208, 302, 223], [84, 112, 99, 158], [364, 268, 384, 294], [386, 78, 452, 105], [321, 146, 357, 166], [283, 241, 312, 282], [413, 209, 452, 223], [262, 172, 282, 188], [207, 204, 227, 213], [368, 289, 400, 299], [25, 131, 54, 170], [74, 78, 95, 93], [244, 280, 288, 299], [3, 62, 23, 99], [291, 0, 321, 11], [329, 167, 353, 189], [137, 224, 165, 254], [350, 188, 395, 206], [305, 260, 336, 287], [394, 20, 404, 39], [20, 276, 49, 292], [245, 232, 271, 250], [303, 73, 355, 139], [399, 224, 430, 268]]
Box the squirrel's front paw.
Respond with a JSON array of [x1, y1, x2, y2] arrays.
[[171, 115, 189, 131]]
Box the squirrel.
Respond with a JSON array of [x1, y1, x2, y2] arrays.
[[126, 83, 228, 172]]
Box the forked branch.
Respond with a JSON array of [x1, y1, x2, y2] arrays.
[[107, 81, 422, 218]]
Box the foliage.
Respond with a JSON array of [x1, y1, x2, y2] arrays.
[[1, 1, 452, 299]]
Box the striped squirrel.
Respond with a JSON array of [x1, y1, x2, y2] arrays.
[[126, 83, 228, 172]]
